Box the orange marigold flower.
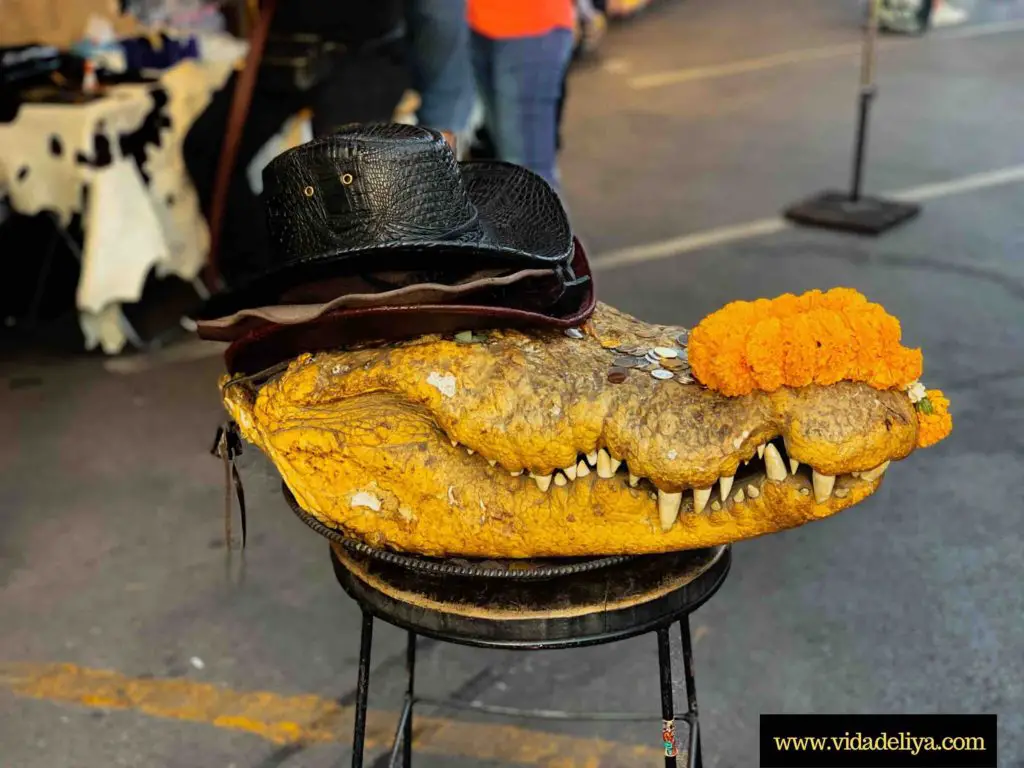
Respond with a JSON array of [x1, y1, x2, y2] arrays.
[[688, 288, 924, 395], [747, 318, 786, 391], [916, 389, 952, 448]]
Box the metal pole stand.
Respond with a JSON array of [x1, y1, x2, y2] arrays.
[[782, 0, 921, 235]]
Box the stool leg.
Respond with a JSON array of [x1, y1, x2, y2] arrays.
[[351, 611, 374, 768], [679, 617, 703, 768], [656, 627, 678, 768], [402, 631, 416, 767]]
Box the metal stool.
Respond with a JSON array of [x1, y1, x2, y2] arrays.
[[285, 488, 731, 768]]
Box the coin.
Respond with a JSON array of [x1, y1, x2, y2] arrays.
[[615, 345, 642, 357], [654, 346, 680, 359], [651, 369, 674, 380], [613, 355, 644, 368], [607, 367, 628, 383], [564, 328, 584, 339], [661, 358, 687, 370], [675, 331, 690, 345], [679, 348, 689, 362]]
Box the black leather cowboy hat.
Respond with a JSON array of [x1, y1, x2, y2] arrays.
[[196, 123, 575, 321]]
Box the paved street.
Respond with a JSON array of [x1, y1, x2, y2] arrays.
[[2, 1, 1023, 766]]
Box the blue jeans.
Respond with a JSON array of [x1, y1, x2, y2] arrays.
[[404, 0, 476, 134], [471, 28, 574, 188]]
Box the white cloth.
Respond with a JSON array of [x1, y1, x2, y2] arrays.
[[78, 160, 168, 314], [0, 58, 235, 353]]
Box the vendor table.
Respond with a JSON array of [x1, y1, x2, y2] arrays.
[[285, 488, 730, 768], [0, 56, 235, 352]]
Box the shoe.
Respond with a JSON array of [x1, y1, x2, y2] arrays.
[[932, 2, 969, 27]]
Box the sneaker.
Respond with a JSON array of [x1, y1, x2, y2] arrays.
[[932, 2, 969, 27], [877, 0, 927, 34]]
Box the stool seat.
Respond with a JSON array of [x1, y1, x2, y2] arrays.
[[331, 541, 731, 649]]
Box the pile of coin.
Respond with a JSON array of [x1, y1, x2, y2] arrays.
[[606, 336, 693, 384], [560, 325, 696, 385]]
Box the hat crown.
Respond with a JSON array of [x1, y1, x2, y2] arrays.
[[261, 124, 480, 267]]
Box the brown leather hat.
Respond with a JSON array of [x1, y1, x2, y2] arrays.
[[222, 238, 597, 375]]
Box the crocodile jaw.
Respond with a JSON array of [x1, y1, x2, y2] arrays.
[[222, 303, 917, 558]]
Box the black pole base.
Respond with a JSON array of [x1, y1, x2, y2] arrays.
[[783, 191, 921, 236]]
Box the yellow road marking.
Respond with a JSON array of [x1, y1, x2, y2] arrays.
[[0, 662, 664, 767]]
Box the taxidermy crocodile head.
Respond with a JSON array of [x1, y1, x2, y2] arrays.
[[222, 290, 951, 558]]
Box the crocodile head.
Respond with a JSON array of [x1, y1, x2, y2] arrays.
[[222, 296, 948, 559]]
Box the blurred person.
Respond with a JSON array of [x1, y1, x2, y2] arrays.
[[575, 0, 607, 54], [468, 0, 576, 189], [404, 0, 477, 146], [556, 0, 606, 154]]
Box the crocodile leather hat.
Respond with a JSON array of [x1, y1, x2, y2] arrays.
[[197, 123, 575, 320]]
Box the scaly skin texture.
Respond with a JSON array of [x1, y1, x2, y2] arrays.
[[223, 303, 918, 557]]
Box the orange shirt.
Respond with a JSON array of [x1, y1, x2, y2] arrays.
[[468, 0, 575, 39]]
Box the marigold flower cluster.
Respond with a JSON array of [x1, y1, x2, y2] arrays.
[[688, 288, 924, 396], [916, 389, 952, 448]]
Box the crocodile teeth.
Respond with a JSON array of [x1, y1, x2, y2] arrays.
[[764, 444, 788, 481], [711, 500, 722, 511], [629, 473, 640, 488], [554, 472, 568, 487], [586, 450, 598, 467], [789, 459, 800, 475], [746, 484, 760, 499], [719, 475, 734, 501], [757, 444, 765, 459], [563, 463, 577, 481], [734, 488, 745, 504], [812, 470, 835, 503], [658, 490, 682, 531], [488, 459, 497, 467], [532, 473, 552, 492], [693, 487, 712, 514], [859, 461, 890, 483], [597, 449, 615, 478], [466, 448, 475, 455], [450, 439, 458, 448], [834, 487, 849, 498], [576, 460, 591, 477], [609, 456, 623, 474], [511, 469, 523, 477]]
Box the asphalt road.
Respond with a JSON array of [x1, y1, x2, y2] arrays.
[[2, 1, 1023, 766]]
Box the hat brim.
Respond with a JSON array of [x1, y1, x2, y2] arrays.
[[196, 161, 572, 321], [222, 238, 596, 375]]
